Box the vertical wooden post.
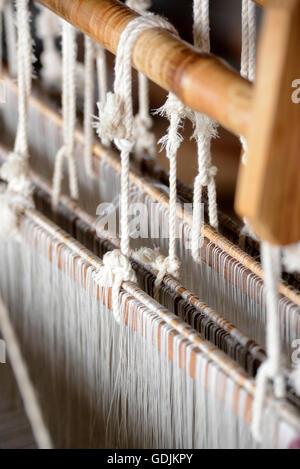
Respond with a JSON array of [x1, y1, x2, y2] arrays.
[[235, 0, 300, 245]]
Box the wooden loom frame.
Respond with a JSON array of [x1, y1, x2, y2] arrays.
[[35, 0, 300, 246], [1, 0, 300, 444], [3, 75, 300, 308]]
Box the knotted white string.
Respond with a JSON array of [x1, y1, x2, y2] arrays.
[[52, 20, 79, 209], [0, 293, 53, 449], [96, 14, 176, 320], [240, 0, 256, 165], [0, 0, 34, 240], [134, 247, 180, 301], [157, 92, 186, 281], [191, 0, 218, 262], [36, 5, 61, 87], [252, 242, 285, 442], [97, 250, 137, 323], [126, 0, 156, 160], [84, 36, 108, 177]]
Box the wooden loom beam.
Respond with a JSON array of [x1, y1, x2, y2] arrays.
[[36, 0, 252, 138]]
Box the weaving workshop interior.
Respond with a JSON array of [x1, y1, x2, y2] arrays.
[[0, 0, 300, 451]]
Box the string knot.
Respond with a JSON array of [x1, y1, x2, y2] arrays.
[[96, 92, 127, 143], [97, 249, 137, 323], [282, 242, 300, 273], [134, 247, 180, 300], [0, 188, 33, 240], [0, 152, 33, 203], [115, 138, 134, 154]]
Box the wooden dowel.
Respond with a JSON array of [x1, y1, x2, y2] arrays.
[[36, 0, 252, 137]]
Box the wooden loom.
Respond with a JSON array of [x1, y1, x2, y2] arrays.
[[0, 0, 300, 449]]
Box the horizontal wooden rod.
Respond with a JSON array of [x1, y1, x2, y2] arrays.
[[36, 0, 252, 137]]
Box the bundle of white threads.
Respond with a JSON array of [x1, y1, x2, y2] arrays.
[[126, 0, 156, 161], [191, 0, 218, 263], [36, 5, 61, 87], [96, 14, 176, 320], [252, 242, 286, 442], [0, 0, 34, 239], [52, 20, 79, 209]]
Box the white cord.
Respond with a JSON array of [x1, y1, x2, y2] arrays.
[[191, 0, 218, 263], [126, 0, 156, 160], [36, 5, 61, 87], [0, 0, 34, 240], [0, 293, 53, 449], [96, 14, 176, 320], [52, 20, 78, 209], [241, 0, 256, 165], [84, 35, 95, 178], [252, 242, 285, 442]]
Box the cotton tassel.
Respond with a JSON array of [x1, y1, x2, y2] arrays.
[[96, 15, 176, 321], [0, 0, 34, 240], [52, 21, 79, 209], [126, 0, 156, 161], [191, 0, 218, 263], [240, 0, 256, 165], [252, 243, 286, 443], [36, 5, 61, 88]]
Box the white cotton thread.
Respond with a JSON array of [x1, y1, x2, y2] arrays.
[[126, 0, 156, 161], [95, 43, 109, 147], [240, 0, 256, 165], [96, 14, 176, 320], [0, 0, 34, 240], [36, 5, 61, 87], [84, 35, 95, 178], [52, 21, 79, 209], [252, 242, 285, 442], [84, 37, 109, 177], [0, 293, 53, 449], [191, 0, 218, 263], [157, 92, 185, 278]]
